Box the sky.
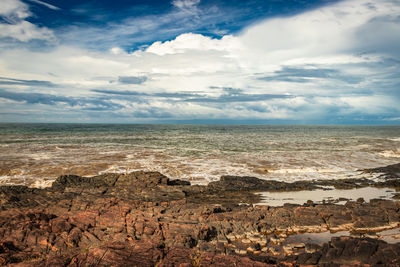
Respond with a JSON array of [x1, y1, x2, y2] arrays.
[[0, 0, 399, 124]]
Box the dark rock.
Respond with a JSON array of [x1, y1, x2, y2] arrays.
[[207, 175, 319, 192], [167, 179, 191, 186], [356, 197, 365, 203], [0, 241, 19, 253], [313, 236, 400, 265], [363, 163, 400, 179]]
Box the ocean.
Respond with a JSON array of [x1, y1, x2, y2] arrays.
[[0, 123, 399, 188]]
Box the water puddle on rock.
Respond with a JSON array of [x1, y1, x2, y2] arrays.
[[256, 187, 398, 206], [285, 228, 400, 245], [283, 231, 349, 245], [259, 228, 400, 256], [376, 228, 400, 244]]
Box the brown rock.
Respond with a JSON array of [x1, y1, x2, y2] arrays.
[[1, 170, 400, 266]]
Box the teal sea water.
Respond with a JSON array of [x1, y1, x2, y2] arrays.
[[0, 124, 399, 187]]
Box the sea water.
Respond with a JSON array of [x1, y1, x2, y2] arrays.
[[0, 124, 399, 188]]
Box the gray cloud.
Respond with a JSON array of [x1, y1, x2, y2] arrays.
[[259, 67, 364, 84], [354, 15, 400, 57], [93, 89, 141, 96], [92, 88, 292, 103], [0, 90, 76, 105], [220, 87, 243, 94], [0, 77, 56, 87], [185, 87, 293, 103], [184, 94, 292, 103], [131, 109, 175, 118], [92, 89, 201, 98], [0, 89, 124, 110], [118, 76, 147, 84]]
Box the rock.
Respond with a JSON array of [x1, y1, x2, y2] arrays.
[[269, 235, 284, 245], [0, 170, 400, 266], [357, 197, 365, 203], [0, 241, 19, 253], [363, 163, 400, 179], [305, 243, 321, 253], [207, 175, 319, 192], [235, 249, 247, 255], [167, 179, 191, 186]]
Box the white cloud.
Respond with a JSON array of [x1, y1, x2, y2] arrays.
[[110, 47, 125, 55], [172, 0, 200, 11], [0, 20, 54, 42], [26, 0, 60, 10], [0, 0, 30, 20], [237, 0, 400, 71], [339, 95, 400, 114], [0, 0, 399, 122], [145, 33, 242, 56], [0, 0, 55, 42]]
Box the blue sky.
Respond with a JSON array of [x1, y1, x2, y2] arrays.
[[0, 0, 399, 124]]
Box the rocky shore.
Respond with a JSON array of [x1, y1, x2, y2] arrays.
[[1, 163, 400, 266]]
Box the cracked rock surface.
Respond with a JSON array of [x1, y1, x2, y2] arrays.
[[1, 167, 400, 266]]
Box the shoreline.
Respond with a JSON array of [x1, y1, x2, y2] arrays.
[[0, 163, 399, 266], [1, 124, 399, 190]]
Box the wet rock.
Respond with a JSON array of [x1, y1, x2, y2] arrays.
[[167, 179, 191, 186], [364, 163, 400, 179], [208, 175, 319, 192]]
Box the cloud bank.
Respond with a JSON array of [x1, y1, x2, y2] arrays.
[[0, 0, 399, 123]]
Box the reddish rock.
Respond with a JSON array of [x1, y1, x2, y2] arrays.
[[1, 171, 400, 266]]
